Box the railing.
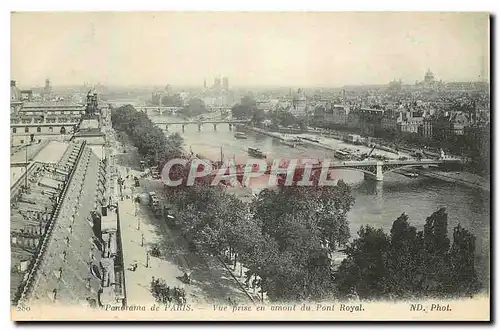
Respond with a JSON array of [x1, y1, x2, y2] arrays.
[[157, 120, 250, 125], [16, 141, 87, 305], [10, 162, 41, 197]]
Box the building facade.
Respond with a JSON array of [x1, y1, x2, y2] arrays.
[[359, 108, 384, 135], [324, 104, 350, 125]]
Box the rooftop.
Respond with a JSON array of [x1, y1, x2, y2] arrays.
[[79, 119, 100, 130], [12, 141, 110, 306], [33, 141, 70, 164], [22, 101, 85, 109]]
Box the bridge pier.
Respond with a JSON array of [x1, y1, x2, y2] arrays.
[[364, 162, 384, 181], [213, 124, 217, 131]]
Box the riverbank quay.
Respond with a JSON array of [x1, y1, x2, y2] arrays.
[[246, 126, 337, 152], [415, 168, 490, 192], [245, 126, 409, 159]]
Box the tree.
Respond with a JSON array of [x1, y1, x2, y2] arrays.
[[336, 226, 392, 300], [161, 94, 183, 107], [248, 180, 355, 301], [182, 98, 207, 117], [251, 108, 266, 126], [232, 95, 257, 119], [421, 207, 450, 296], [388, 213, 423, 297], [335, 208, 481, 300], [111, 105, 185, 167], [449, 224, 480, 296]]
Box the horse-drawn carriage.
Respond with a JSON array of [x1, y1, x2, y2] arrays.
[[150, 277, 187, 306]]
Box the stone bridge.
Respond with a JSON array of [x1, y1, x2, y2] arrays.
[[155, 119, 251, 132], [137, 105, 232, 115], [136, 106, 183, 115]]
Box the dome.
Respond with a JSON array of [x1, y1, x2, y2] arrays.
[[10, 80, 22, 102], [424, 69, 435, 83]]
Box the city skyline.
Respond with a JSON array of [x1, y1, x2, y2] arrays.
[[11, 12, 490, 88]]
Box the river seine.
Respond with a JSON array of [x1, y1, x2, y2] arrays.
[[154, 116, 490, 286]]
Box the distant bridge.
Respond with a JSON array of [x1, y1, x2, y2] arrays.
[[193, 158, 463, 182], [136, 106, 183, 115], [155, 119, 251, 132], [137, 105, 232, 115]]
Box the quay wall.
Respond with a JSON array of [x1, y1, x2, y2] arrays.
[[245, 126, 337, 152]]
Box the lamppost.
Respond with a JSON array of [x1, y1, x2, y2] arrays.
[[24, 134, 30, 189]]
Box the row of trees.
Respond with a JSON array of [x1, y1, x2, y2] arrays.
[[151, 94, 209, 118], [163, 176, 355, 302], [181, 98, 208, 117], [231, 95, 308, 130], [111, 105, 184, 167], [336, 209, 480, 300], [152, 93, 184, 107], [112, 105, 482, 302]]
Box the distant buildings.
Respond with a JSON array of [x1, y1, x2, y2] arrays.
[[358, 108, 385, 135], [326, 104, 350, 125], [42, 78, 52, 101], [288, 89, 307, 118], [10, 80, 108, 147], [382, 107, 424, 134], [199, 76, 232, 106]]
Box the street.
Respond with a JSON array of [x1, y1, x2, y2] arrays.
[[116, 150, 252, 306]]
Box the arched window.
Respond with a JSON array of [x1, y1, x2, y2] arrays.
[[60, 126, 66, 134], [24, 127, 29, 133], [37, 127, 41, 133], [12, 128, 16, 133]]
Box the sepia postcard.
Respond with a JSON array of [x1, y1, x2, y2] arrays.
[[10, 11, 491, 321]]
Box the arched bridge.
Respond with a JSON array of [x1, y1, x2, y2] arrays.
[[192, 158, 463, 183], [137, 105, 232, 115], [316, 159, 462, 181], [137, 106, 183, 115], [155, 119, 251, 132]]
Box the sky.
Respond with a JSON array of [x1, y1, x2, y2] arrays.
[[11, 12, 490, 88]]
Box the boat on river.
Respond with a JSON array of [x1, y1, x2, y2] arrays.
[[280, 139, 297, 148], [298, 136, 320, 143], [234, 132, 248, 139], [247, 147, 266, 158], [403, 172, 419, 178], [334, 149, 351, 160]]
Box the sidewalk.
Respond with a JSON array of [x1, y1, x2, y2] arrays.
[[119, 198, 179, 305]]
